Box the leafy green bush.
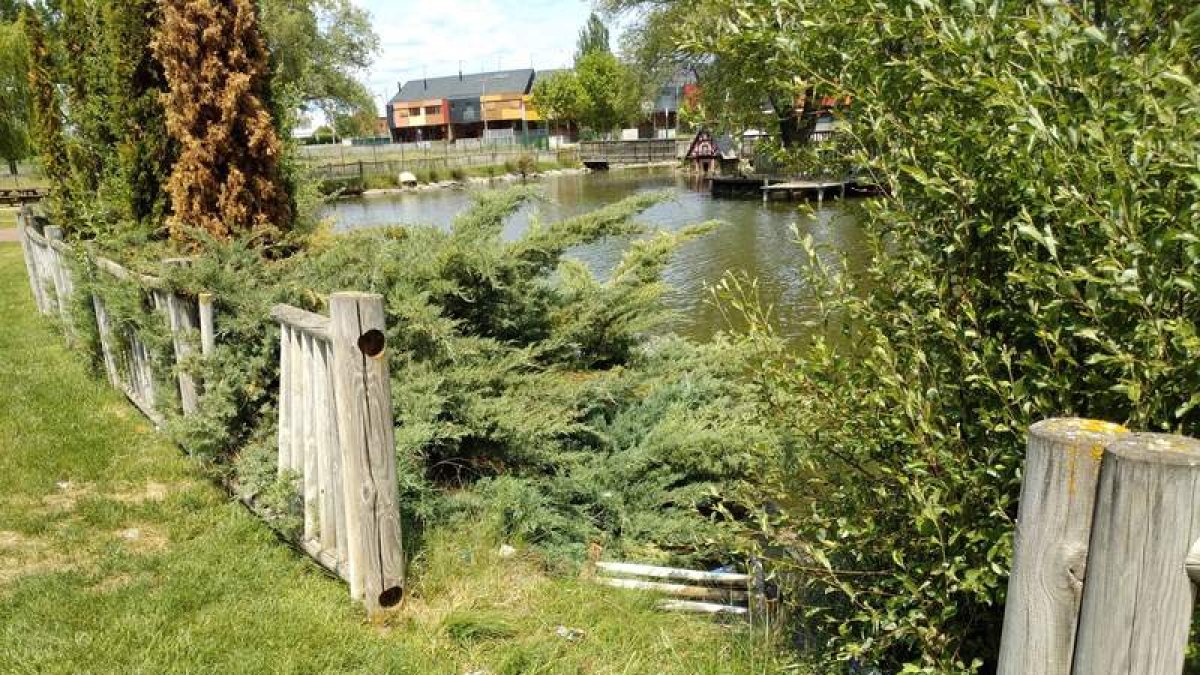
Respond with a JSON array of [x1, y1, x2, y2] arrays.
[[363, 173, 397, 190], [449, 167, 465, 181], [696, 1, 1200, 671]]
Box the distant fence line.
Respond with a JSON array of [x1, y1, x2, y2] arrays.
[[307, 148, 579, 184], [16, 206, 404, 617]]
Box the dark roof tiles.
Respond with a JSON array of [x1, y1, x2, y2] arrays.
[[391, 69, 535, 103]]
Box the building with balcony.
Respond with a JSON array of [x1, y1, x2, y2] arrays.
[[387, 68, 542, 143]]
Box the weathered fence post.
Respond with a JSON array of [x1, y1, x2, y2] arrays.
[[162, 260, 199, 415], [329, 292, 404, 616], [1071, 432, 1200, 674], [997, 418, 1127, 675], [16, 207, 49, 314], [43, 226, 74, 333], [198, 292, 215, 356]]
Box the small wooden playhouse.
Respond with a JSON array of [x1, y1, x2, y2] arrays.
[[685, 128, 738, 175]]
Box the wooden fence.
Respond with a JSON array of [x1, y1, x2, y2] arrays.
[[271, 298, 404, 614], [997, 418, 1200, 674], [578, 139, 682, 167], [16, 207, 404, 617]]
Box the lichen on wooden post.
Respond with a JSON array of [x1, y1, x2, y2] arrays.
[[997, 418, 1127, 675]]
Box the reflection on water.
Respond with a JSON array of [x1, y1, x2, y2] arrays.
[[325, 168, 866, 341]]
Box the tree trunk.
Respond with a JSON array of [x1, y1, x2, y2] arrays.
[[7, 158, 17, 176], [774, 87, 819, 148]]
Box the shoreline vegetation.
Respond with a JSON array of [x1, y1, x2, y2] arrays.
[[0, 240, 785, 674]]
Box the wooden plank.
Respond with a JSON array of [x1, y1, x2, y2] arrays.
[[302, 332, 318, 543], [198, 293, 215, 356], [270, 304, 332, 342], [291, 326, 307, 477], [166, 291, 199, 415], [94, 256, 163, 288], [277, 325, 293, 477], [598, 577, 749, 602], [596, 561, 751, 585], [328, 337, 349, 573], [91, 294, 121, 388], [659, 599, 748, 616], [16, 210, 49, 314], [997, 418, 1127, 675], [1071, 433, 1200, 675], [315, 339, 339, 558], [330, 292, 404, 614], [43, 227, 73, 335]]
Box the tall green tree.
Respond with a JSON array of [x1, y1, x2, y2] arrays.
[[530, 69, 586, 132], [0, 18, 30, 175], [604, 0, 823, 146], [22, 6, 68, 190], [575, 11, 610, 60], [690, 0, 1200, 671], [97, 0, 174, 229], [574, 50, 642, 135], [258, 0, 379, 136]]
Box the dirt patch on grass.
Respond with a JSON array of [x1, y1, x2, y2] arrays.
[[41, 480, 95, 512], [0, 529, 85, 585], [114, 525, 168, 553], [90, 573, 135, 594], [108, 481, 191, 504]]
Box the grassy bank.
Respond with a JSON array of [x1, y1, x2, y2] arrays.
[[326, 160, 584, 194], [0, 242, 783, 674], [0, 208, 16, 230]]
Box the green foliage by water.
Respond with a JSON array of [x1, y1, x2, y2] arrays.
[[80, 187, 774, 571], [689, 0, 1200, 672]]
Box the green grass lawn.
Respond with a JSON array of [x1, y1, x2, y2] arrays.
[[0, 243, 784, 674], [0, 208, 17, 230]]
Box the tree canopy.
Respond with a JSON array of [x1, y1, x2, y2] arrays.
[[153, 0, 290, 246], [0, 16, 30, 174], [259, 0, 379, 136], [575, 11, 610, 60]]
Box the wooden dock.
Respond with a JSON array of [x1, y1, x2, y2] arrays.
[[0, 187, 49, 207], [710, 176, 884, 201]]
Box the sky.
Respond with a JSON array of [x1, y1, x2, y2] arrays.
[[353, 0, 621, 116]]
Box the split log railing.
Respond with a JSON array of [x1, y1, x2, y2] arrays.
[[998, 418, 1200, 674], [271, 297, 405, 614], [16, 207, 404, 617]]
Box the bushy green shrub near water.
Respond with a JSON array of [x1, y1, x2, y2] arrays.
[[79, 187, 775, 570], [694, 1, 1200, 671]]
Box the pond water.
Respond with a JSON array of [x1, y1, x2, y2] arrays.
[[325, 168, 866, 341]]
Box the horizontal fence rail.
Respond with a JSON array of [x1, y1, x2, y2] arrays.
[[16, 206, 404, 618], [592, 560, 769, 622]]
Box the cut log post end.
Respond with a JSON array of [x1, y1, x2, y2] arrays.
[[1072, 431, 1200, 675], [997, 417, 1129, 675]]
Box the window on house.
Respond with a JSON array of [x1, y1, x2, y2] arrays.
[[408, 107, 421, 116], [425, 106, 441, 115]]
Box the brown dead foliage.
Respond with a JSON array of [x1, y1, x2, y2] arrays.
[[152, 0, 291, 248]]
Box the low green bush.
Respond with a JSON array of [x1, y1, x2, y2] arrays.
[[80, 188, 762, 571]]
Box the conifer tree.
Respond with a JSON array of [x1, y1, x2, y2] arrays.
[[153, 0, 291, 247], [102, 0, 174, 228], [21, 7, 68, 198]]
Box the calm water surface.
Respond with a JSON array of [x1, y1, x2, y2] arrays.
[[326, 169, 866, 341]]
